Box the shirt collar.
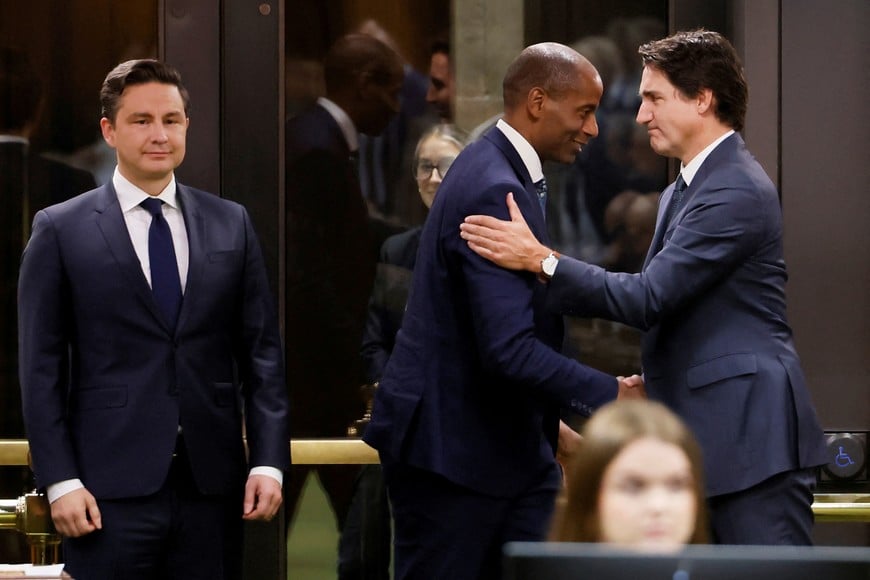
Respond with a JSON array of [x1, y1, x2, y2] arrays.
[[317, 97, 359, 153], [496, 118, 544, 183], [113, 166, 179, 212], [680, 129, 735, 185]]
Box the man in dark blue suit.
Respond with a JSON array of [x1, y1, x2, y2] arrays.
[[461, 30, 826, 546], [283, 34, 404, 545], [18, 59, 289, 579], [363, 43, 643, 580]]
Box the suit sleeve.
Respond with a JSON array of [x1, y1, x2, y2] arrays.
[[548, 180, 767, 330], [235, 207, 290, 471], [18, 210, 79, 488], [446, 182, 617, 414]]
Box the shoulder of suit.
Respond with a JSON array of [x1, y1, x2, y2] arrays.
[[39, 183, 105, 216], [177, 183, 244, 213]]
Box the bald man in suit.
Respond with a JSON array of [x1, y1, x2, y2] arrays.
[[364, 43, 642, 580]]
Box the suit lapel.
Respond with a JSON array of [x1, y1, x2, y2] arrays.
[[483, 127, 550, 245], [643, 181, 677, 269], [642, 133, 743, 270], [176, 184, 204, 333], [94, 183, 168, 329]]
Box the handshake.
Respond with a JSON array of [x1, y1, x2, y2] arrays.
[[617, 374, 646, 400]]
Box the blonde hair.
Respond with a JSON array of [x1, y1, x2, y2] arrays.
[[412, 123, 467, 170]]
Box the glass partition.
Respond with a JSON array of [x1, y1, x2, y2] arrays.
[[280, 2, 666, 577]]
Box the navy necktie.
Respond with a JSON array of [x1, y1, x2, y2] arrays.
[[141, 197, 182, 330], [666, 174, 688, 226], [534, 178, 548, 217]]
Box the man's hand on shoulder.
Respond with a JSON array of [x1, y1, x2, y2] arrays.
[[242, 474, 283, 521], [50, 487, 101, 537], [460, 192, 551, 272]]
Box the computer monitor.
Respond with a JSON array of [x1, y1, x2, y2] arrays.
[[503, 542, 870, 580]]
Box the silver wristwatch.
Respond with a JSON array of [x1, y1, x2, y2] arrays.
[[541, 252, 559, 279]]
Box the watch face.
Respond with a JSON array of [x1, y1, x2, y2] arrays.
[[543, 254, 558, 277]]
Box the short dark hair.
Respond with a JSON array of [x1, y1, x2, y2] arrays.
[[100, 59, 190, 123], [430, 39, 449, 58], [323, 34, 403, 96], [503, 42, 590, 110], [638, 29, 747, 131]]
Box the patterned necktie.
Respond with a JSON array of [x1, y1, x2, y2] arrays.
[[666, 173, 688, 226], [141, 197, 182, 330], [534, 178, 548, 217]]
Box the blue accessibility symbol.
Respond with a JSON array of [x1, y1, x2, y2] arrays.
[[834, 446, 855, 468]]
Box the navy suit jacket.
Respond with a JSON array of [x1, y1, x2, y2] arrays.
[[364, 127, 616, 497], [18, 182, 289, 499], [285, 104, 377, 436], [548, 133, 826, 496]]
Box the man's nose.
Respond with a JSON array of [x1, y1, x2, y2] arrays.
[[151, 124, 169, 141], [584, 114, 599, 139], [636, 103, 652, 124]]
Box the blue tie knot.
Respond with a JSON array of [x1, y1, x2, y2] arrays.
[[141, 197, 164, 217]]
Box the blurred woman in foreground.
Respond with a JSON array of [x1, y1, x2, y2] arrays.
[[549, 400, 708, 551]]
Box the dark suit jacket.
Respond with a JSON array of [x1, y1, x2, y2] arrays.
[[285, 104, 378, 436], [360, 226, 422, 383], [364, 127, 617, 497], [548, 133, 826, 496], [18, 182, 289, 499]]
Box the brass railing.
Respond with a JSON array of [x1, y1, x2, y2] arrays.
[[0, 437, 867, 565]]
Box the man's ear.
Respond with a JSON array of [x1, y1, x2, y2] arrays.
[[99, 117, 116, 147], [697, 88, 715, 115], [527, 87, 546, 120]]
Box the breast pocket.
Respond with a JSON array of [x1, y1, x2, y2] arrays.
[[208, 250, 241, 263]]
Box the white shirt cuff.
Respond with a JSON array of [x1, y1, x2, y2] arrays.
[[249, 466, 283, 486], [47, 468, 282, 502], [47, 479, 84, 503]]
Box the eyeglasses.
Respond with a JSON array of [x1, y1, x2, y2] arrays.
[[416, 157, 456, 180]]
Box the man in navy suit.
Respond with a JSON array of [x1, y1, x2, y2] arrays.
[[460, 30, 826, 545], [18, 59, 289, 579], [363, 43, 643, 580], [283, 33, 404, 542]]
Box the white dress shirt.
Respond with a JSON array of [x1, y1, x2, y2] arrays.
[[496, 118, 544, 183], [679, 129, 735, 185]]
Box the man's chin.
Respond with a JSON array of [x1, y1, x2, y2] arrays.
[[559, 150, 581, 165]]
